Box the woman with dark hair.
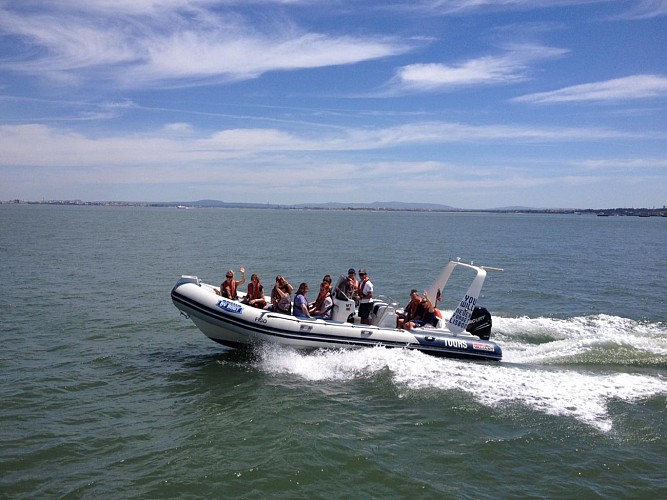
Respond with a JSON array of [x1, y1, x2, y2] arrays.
[[293, 282, 311, 318], [310, 281, 333, 319], [271, 275, 293, 314], [242, 273, 266, 309]]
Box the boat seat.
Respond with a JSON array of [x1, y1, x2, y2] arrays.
[[370, 301, 396, 328], [372, 302, 386, 316]]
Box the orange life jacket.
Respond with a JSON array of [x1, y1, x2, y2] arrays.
[[221, 279, 237, 300], [247, 281, 264, 300], [358, 278, 370, 298], [312, 290, 330, 310], [405, 297, 422, 317]]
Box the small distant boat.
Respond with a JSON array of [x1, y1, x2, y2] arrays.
[[171, 260, 503, 361]]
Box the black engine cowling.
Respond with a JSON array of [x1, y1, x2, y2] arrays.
[[466, 306, 492, 340]]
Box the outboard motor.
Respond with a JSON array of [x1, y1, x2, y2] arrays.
[[466, 306, 492, 340]]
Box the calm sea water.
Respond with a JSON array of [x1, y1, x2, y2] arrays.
[[1, 205, 665, 498]]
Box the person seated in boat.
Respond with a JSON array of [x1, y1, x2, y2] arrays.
[[309, 279, 330, 312], [293, 283, 312, 318], [404, 291, 439, 330], [309, 281, 333, 319], [421, 291, 441, 328], [322, 274, 333, 293], [357, 268, 374, 325], [397, 289, 424, 329], [242, 273, 266, 309], [217, 266, 245, 299], [271, 275, 293, 314]]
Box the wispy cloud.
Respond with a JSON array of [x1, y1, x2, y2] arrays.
[[612, 0, 667, 19], [15, 0, 317, 16], [392, 57, 524, 91], [0, 120, 644, 168], [514, 75, 667, 103], [132, 32, 405, 87], [576, 158, 667, 170], [1, 0, 665, 207], [0, 2, 410, 88], [383, 43, 568, 94], [405, 0, 607, 15], [49, 119, 660, 159]]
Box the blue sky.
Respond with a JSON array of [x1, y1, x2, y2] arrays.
[[1, 0, 666, 209]]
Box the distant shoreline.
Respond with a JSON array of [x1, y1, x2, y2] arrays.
[[2, 199, 666, 217]]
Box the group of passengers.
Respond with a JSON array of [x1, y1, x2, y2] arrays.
[[217, 265, 437, 329], [396, 289, 441, 330], [216, 266, 374, 323]]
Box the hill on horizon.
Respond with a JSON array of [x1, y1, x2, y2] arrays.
[[165, 200, 459, 210]]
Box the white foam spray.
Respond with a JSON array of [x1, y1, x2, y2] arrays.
[[256, 314, 667, 432]]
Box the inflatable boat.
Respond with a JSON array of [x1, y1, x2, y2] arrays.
[[171, 260, 503, 361]]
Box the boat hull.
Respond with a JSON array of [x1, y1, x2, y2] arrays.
[[171, 277, 502, 361]]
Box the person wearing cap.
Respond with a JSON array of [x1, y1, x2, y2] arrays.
[[357, 268, 374, 324], [218, 266, 245, 299]]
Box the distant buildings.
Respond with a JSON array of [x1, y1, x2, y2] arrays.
[[1, 199, 665, 216]]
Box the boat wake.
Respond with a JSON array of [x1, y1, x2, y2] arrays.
[[495, 314, 667, 367], [254, 314, 667, 432]]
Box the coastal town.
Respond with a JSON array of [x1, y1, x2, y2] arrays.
[[2, 198, 666, 217]]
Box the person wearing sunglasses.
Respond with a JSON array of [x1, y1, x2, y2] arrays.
[[357, 268, 374, 325], [217, 266, 245, 300]]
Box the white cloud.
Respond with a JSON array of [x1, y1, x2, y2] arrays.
[[385, 44, 568, 93], [0, 121, 644, 171], [406, 0, 607, 15], [197, 128, 314, 150], [0, 2, 409, 88], [612, 0, 667, 19], [395, 57, 524, 90], [0, 124, 217, 166], [134, 32, 405, 86], [342, 121, 637, 148], [162, 122, 196, 135], [0, 10, 137, 76], [514, 75, 667, 103], [576, 158, 667, 170], [53, 0, 316, 13]]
